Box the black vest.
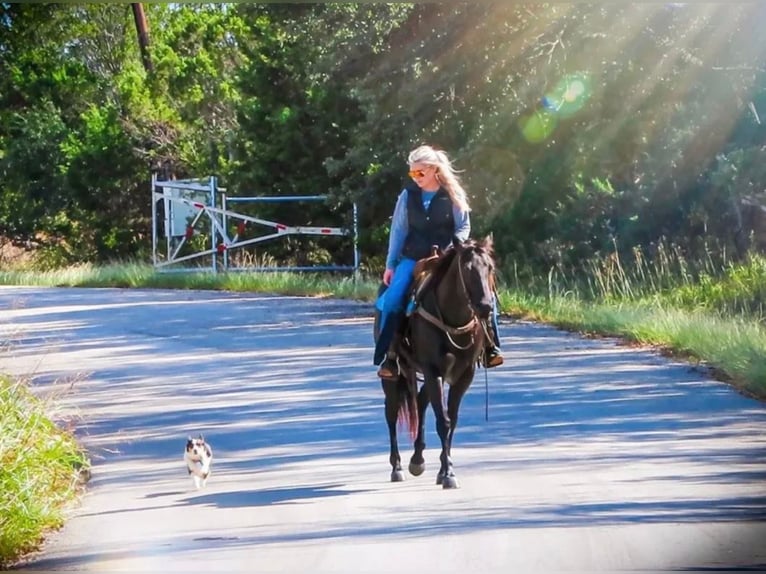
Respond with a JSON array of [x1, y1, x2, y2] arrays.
[[401, 184, 456, 261]]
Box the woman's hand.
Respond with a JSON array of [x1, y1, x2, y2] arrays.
[[382, 268, 394, 286]]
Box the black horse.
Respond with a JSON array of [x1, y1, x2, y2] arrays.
[[375, 235, 497, 489]]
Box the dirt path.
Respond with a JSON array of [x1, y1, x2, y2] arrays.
[[1, 286, 764, 572]]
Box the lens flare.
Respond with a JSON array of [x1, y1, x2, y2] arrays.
[[563, 80, 585, 102], [523, 72, 592, 143], [543, 72, 592, 117], [519, 109, 558, 143]]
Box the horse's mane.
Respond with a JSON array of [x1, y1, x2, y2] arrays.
[[466, 236, 495, 260], [437, 238, 494, 271], [423, 238, 486, 295], [425, 244, 458, 293], [414, 238, 495, 309], [432, 244, 458, 274]]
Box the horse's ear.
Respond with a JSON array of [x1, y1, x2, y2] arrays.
[[483, 233, 494, 251]]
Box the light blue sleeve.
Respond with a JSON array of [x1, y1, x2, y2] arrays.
[[386, 190, 409, 270], [453, 206, 471, 243]]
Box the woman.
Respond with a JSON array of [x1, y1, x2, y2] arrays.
[[374, 144, 503, 379]]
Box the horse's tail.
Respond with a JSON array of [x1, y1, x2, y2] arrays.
[[397, 372, 419, 441]]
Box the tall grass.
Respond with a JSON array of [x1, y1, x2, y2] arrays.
[[535, 241, 732, 302], [508, 296, 766, 398], [502, 242, 766, 399], [0, 375, 90, 568], [0, 262, 381, 301], [508, 240, 765, 320]]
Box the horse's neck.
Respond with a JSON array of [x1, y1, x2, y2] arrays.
[[433, 257, 472, 325]]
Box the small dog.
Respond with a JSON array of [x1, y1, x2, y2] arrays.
[[184, 435, 213, 489]]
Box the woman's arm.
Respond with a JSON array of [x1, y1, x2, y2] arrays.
[[453, 206, 471, 242], [385, 190, 409, 269]]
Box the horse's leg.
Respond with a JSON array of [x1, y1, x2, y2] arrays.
[[408, 383, 429, 476], [440, 371, 473, 489], [422, 371, 454, 488], [382, 378, 404, 482]]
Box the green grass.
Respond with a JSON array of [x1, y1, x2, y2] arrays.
[[504, 295, 766, 399], [500, 247, 766, 400], [0, 375, 90, 569], [0, 262, 381, 301]]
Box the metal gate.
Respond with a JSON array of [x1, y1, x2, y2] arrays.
[[151, 175, 359, 273]]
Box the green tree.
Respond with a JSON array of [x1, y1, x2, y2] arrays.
[[229, 3, 411, 266], [0, 4, 165, 262]]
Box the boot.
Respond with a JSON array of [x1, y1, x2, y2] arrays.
[[373, 311, 401, 366], [483, 345, 504, 368], [377, 352, 400, 380], [483, 319, 504, 368], [377, 330, 404, 380]]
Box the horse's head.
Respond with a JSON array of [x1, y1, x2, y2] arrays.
[[453, 235, 496, 320]]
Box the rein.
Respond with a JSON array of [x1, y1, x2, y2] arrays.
[[413, 249, 480, 350], [414, 307, 477, 336]]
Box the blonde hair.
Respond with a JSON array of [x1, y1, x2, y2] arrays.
[[407, 145, 471, 212]]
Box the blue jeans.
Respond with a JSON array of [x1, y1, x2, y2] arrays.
[[490, 294, 500, 347], [373, 258, 417, 365], [375, 258, 417, 316]]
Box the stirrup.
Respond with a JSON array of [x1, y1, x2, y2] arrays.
[[377, 356, 400, 380], [483, 348, 504, 368]]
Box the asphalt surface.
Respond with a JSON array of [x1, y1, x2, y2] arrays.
[[1, 285, 765, 572]]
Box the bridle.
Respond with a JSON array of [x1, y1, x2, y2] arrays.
[[413, 247, 493, 350]]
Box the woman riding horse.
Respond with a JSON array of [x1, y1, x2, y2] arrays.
[[374, 144, 503, 380], [381, 235, 499, 488]]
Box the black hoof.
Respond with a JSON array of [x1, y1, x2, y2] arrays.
[[391, 469, 405, 482], [408, 462, 425, 477], [436, 471, 444, 485]]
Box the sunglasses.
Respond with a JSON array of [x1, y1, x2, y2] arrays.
[[408, 168, 430, 179]]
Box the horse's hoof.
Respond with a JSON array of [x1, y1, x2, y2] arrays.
[[408, 462, 425, 477], [435, 471, 444, 485], [391, 469, 405, 482], [442, 475, 459, 489]]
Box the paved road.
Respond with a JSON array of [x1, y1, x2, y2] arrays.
[[1, 286, 765, 572]]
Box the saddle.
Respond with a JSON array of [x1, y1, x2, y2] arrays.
[[397, 247, 448, 361], [407, 246, 443, 316]]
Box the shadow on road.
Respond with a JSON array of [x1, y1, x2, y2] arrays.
[[2, 287, 765, 571]]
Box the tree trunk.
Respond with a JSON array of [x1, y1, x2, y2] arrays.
[[131, 3, 152, 74]]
